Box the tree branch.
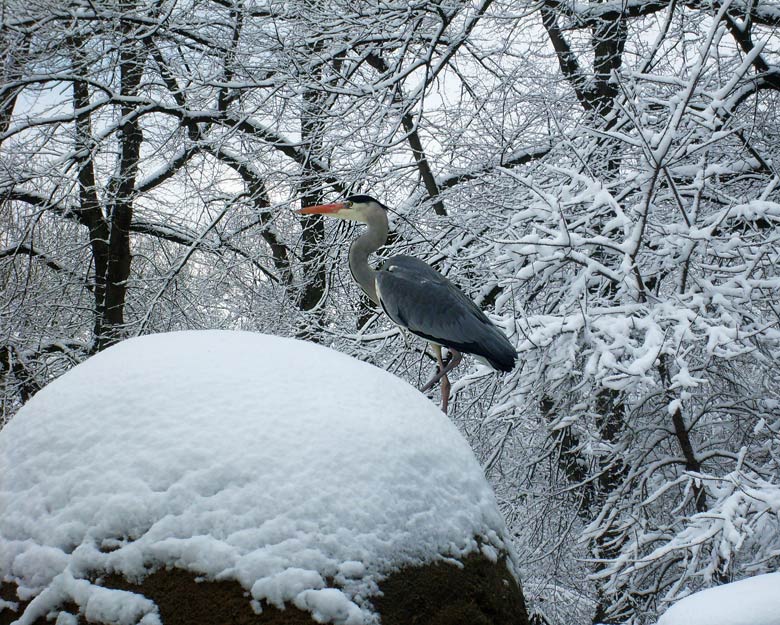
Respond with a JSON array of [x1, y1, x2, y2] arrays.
[[366, 51, 446, 216], [0, 243, 92, 290]]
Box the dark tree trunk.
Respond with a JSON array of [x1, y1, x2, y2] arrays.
[[100, 35, 145, 350]]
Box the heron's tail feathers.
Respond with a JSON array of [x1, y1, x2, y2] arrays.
[[470, 324, 517, 373], [484, 336, 517, 372]]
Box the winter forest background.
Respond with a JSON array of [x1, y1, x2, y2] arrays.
[[1, 0, 779, 623]]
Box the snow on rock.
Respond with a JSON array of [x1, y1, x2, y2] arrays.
[[0, 330, 514, 625], [656, 572, 780, 625]]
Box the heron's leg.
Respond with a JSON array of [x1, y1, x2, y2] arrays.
[[438, 349, 462, 413], [420, 344, 450, 413], [420, 345, 463, 396], [421, 344, 445, 393], [434, 345, 451, 413]]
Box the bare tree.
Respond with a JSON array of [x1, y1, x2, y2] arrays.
[[483, 2, 780, 623]]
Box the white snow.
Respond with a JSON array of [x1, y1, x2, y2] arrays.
[[0, 330, 513, 625], [657, 572, 780, 625]]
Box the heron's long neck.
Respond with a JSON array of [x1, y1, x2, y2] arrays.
[[348, 209, 388, 305]]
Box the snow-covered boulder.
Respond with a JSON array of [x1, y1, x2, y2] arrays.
[[656, 572, 780, 625], [0, 331, 528, 625]]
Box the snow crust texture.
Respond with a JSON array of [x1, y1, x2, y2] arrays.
[[0, 331, 512, 625], [657, 572, 780, 625]]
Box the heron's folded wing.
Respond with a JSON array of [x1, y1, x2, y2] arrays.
[[375, 256, 516, 371]]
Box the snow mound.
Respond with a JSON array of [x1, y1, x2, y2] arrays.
[[657, 572, 780, 625], [0, 331, 513, 625]]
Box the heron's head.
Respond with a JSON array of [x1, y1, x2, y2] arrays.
[[297, 195, 387, 223]]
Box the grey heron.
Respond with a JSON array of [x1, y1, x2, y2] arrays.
[[298, 195, 517, 412]]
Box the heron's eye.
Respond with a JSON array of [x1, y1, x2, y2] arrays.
[[344, 201, 353, 208]]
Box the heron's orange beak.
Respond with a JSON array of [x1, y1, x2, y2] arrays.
[[297, 202, 347, 215]]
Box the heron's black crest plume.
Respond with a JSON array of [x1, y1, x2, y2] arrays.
[[346, 195, 388, 210]]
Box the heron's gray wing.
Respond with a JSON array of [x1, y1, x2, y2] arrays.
[[375, 255, 516, 371]]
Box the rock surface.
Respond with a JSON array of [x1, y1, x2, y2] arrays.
[[0, 331, 528, 624]]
